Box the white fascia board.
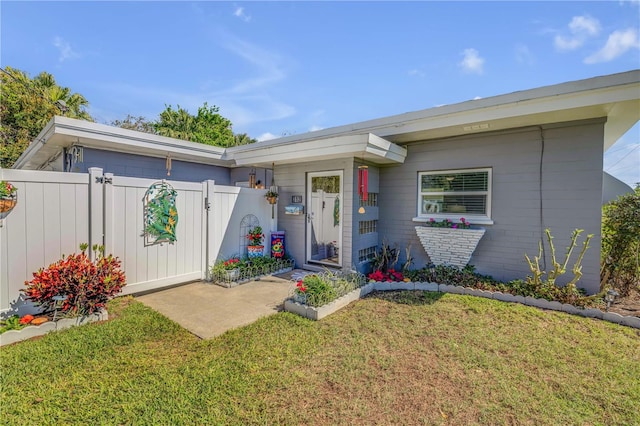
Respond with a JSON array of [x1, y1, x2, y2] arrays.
[[12, 118, 58, 169], [232, 133, 406, 166], [14, 116, 231, 169], [377, 83, 640, 140], [53, 117, 227, 157]]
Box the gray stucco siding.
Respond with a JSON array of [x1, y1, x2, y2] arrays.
[[378, 119, 605, 294], [70, 148, 231, 184]]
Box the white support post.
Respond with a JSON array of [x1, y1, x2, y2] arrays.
[[202, 180, 216, 280], [103, 173, 114, 255], [88, 168, 104, 261]]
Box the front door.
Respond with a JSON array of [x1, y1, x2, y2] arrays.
[[306, 171, 343, 267]]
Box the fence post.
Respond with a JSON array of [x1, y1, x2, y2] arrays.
[[202, 180, 216, 280], [88, 168, 104, 261], [103, 172, 114, 255]]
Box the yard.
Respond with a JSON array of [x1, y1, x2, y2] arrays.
[[1, 292, 638, 425]]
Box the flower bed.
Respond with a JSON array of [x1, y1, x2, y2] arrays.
[[284, 280, 640, 328], [210, 257, 295, 288]]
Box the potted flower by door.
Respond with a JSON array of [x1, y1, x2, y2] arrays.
[[0, 181, 17, 213], [265, 189, 278, 205], [246, 226, 265, 258]]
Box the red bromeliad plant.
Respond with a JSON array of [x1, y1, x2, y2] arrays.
[[368, 268, 405, 282], [23, 245, 126, 315]]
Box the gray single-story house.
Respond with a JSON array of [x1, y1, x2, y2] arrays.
[[13, 70, 640, 294]]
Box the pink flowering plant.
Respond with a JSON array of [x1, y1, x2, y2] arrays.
[[0, 181, 17, 199], [425, 217, 471, 229]]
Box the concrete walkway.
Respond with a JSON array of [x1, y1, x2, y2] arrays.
[[136, 275, 293, 339]]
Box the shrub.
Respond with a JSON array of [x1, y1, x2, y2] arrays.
[[523, 229, 593, 303], [601, 187, 640, 296], [23, 245, 126, 315], [295, 275, 338, 307], [294, 270, 366, 307], [368, 269, 404, 282], [370, 241, 400, 274]]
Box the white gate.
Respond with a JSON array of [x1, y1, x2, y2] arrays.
[[1, 168, 276, 316], [97, 169, 209, 295]]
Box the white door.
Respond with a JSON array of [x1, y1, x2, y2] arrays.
[[306, 171, 343, 267]]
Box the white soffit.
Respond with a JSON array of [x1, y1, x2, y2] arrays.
[[230, 133, 407, 167]]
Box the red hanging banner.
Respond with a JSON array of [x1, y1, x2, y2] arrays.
[[358, 166, 368, 202]]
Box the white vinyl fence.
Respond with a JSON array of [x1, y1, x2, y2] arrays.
[[0, 168, 275, 316]]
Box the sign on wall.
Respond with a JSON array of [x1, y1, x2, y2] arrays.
[[144, 181, 178, 245]]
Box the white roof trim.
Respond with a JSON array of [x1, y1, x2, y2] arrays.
[[231, 133, 407, 166], [14, 116, 231, 170]]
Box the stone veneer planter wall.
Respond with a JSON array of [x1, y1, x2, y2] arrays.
[[283, 283, 640, 329], [0, 310, 108, 347], [415, 226, 485, 268]]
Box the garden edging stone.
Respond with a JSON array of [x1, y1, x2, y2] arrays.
[[283, 281, 639, 329], [0, 310, 108, 346]]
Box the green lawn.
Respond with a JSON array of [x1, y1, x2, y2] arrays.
[[1, 292, 638, 425]]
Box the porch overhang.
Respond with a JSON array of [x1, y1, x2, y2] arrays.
[[228, 133, 407, 167], [13, 116, 232, 170]]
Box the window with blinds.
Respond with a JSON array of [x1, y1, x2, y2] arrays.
[[418, 168, 491, 220]]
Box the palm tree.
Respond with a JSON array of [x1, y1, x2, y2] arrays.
[[32, 71, 92, 121]]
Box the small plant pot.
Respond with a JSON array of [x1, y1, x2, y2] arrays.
[[0, 198, 17, 213], [247, 245, 264, 258], [266, 196, 278, 205], [224, 269, 240, 281]]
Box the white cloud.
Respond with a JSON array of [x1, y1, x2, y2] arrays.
[[53, 36, 79, 62], [459, 48, 484, 74], [219, 34, 286, 94], [257, 132, 277, 142], [515, 44, 535, 65], [233, 6, 251, 22], [408, 69, 425, 77], [554, 35, 583, 51], [473, 96, 482, 100], [309, 125, 323, 132], [554, 15, 601, 51], [584, 28, 640, 63], [569, 15, 601, 36]]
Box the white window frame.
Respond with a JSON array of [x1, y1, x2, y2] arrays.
[[414, 167, 493, 225]]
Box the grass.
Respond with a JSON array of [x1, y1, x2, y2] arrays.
[[1, 293, 639, 425]]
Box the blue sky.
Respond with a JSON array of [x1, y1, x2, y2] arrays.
[[2, 1, 639, 186]]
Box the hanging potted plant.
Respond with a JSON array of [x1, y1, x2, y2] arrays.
[[265, 189, 278, 205], [246, 226, 265, 258], [0, 181, 17, 213], [415, 217, 485, 268]]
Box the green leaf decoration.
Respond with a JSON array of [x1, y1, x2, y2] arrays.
[[144, 181, 178, 245]]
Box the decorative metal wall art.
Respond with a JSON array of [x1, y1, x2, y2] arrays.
[[143, 181, 178, 245]]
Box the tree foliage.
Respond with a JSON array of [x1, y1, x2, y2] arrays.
[[110, 114, 156, 134], [153, 103, 235, 148], [601, 186, 640, 296], [112, 103, 254, 148], [233, 133, 258, 146], [1, 66, 93, 168]]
